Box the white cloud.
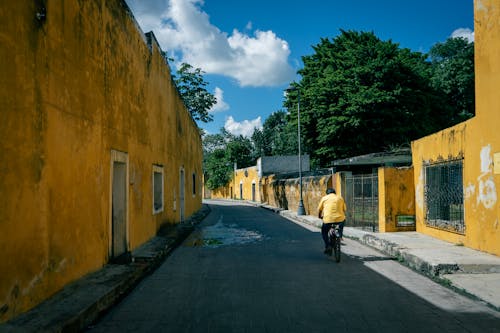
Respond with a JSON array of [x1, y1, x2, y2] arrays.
[[210, 87, 229, 113], [125, 0, 295, 87], [451, 28, 474, 42], [224, 116, 262, 137]]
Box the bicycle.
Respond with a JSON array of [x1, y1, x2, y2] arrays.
[[327, 223, 342, 262]]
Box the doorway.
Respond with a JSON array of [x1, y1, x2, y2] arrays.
[[110, 150, 130, 263], [179, 168, 185, 222]]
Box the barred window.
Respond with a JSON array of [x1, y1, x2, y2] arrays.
[[424, 159, 464, 234]]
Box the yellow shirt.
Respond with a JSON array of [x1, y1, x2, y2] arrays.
[[318, 193, 346, 223]]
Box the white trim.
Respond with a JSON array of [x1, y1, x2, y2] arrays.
[[152, 164, 164, 215]]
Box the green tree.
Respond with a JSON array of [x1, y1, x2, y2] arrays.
[[204, 148, 233, 190], [429, 37, 475, 123], [202, 130, 255, 190], [251, 110, 298, 157], [251, 128, 266, 159], [226, 134, 254, 169], [202, 132, 226, 154], [172, 62, 216, 123], [289, 30, 445, 166]]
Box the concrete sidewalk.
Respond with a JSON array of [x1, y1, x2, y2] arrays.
[[271, 205, 500, 311], [0, 205, 211, 333]]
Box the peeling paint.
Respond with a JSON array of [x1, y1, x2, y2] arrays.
[[477, 177, 497, 209], [480, 145, 492, 173], [465, 183, 476, 200], [477, 145, 497, 209], [476, 0, 487, 12], [415, 169, 424, 209]]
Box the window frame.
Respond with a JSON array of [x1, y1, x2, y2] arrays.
[[152, 165, 164, 215], [424, 158, 465, 234]]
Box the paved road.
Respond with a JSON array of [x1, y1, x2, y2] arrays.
[[87, 201, 500, 332]]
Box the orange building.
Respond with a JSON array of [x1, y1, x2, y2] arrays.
[[0, 0, 202, 321]]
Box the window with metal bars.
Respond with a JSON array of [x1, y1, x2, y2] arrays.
[[424, 159, 464, 234]]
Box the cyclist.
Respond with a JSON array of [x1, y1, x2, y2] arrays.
[[318, 188, 346, 255]]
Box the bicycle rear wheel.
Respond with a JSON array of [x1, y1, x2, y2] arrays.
[[333, 235, 341, 262]]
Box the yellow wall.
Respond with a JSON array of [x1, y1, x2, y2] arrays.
[[378, 167, 415, 232], [260, 174, 332, 215], [233, 167, 260, 202], [210, 166, 260, 202], [0, 0, 202, 321], [411, 0, 500, 255]]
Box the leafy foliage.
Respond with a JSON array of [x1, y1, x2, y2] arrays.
[[203, 131, 255, 190], [204, 148, 233, 190], [252, 110, 298, 158], [202, 31, 475, 184], [286, 30, 458, 166], [172, 62, 216, 123], [429, 37, 475, 122]]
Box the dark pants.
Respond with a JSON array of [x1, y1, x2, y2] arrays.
[[321, 221, 345, 248]]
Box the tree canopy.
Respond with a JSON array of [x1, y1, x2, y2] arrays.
[[202, 30, 475, 187], [283, 30, 472, 166], [203, 130, 255, 190], [171, 62, 216, 123], [429, 37, 475, 123], [252, 110, 298, 158]]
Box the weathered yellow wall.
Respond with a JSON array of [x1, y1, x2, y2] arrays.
[[0, 0, 202, 322], [210, 186, 232, 199], [412, 124, 468, 244], [233, 167, 260, 202], [210, 166, 260, 202], [411, 0, 500, 256], [378, 167, 415, 232], [260, 175, 332, 215]]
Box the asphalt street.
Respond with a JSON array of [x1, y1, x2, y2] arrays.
[[87, 201, 500, 332]]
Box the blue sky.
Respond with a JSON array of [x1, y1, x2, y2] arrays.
[[125, 0, 474, 137]]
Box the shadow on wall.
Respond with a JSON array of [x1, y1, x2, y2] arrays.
[[262, 174, 332, 214], [272, 179, 288, 210]]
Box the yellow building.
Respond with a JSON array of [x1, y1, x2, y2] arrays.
[[0, 0, 202, 322], [412, 0, 500, 255], [210, 166, 261, 202]]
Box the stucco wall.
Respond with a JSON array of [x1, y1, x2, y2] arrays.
[[210, 166, 260, 202], [378, 167, 415, 232], [411, 0, 500, 256], [0, 0, 202, 321], [234, 167, 260, 201], [260, 175, 332, 215]]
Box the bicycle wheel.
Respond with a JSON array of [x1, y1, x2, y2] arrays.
[[333, 235, 341, 262]]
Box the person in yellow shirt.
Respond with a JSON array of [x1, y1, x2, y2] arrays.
[[318, 188, 346, 255]]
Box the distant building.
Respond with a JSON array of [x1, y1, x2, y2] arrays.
[[257, 155, 310, 177]]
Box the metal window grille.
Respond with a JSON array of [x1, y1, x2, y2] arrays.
[[424, 159, 465, 234]]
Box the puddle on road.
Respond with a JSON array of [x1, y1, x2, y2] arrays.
[[186, 220, 264, 248]]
